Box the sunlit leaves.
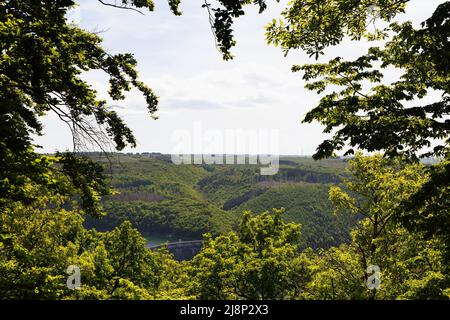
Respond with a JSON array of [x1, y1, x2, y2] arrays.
[[266, 0, 407, 58], [189, 208, 307, 299]]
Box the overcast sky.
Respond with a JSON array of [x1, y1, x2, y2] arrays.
[[35, 0, 445, 155]]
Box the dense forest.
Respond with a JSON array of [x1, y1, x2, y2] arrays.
[[84, 154, 357, 249], [1, 0, 449, 301]]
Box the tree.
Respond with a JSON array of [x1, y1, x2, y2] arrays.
[[188, 208, 312, 300], [102, 221, 163, 295], [0, 184, 83, 298], [266, 1, 449, 160], [308, 155, 449, 299]]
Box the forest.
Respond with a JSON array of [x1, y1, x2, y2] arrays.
[[0, 0, 449, 301], [85, 153, 356, 249]]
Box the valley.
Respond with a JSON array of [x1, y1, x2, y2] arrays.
[[84, 153, 358, 250]]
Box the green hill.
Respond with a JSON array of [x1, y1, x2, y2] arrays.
[[84, 153, 356, 249]]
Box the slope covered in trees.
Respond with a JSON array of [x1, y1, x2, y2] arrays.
[[84, 153, 356, 248]]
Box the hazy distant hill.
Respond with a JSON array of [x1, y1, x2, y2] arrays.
[[85, 153, 357, 249]]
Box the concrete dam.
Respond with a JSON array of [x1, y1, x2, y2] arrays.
[[148, 240, 203, 261]]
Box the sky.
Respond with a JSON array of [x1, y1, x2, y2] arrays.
[[35, 0, 446, 155]]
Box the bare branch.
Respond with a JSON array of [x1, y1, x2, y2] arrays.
[[203, 1, 220, 53], [97, 0, 145, 15]]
